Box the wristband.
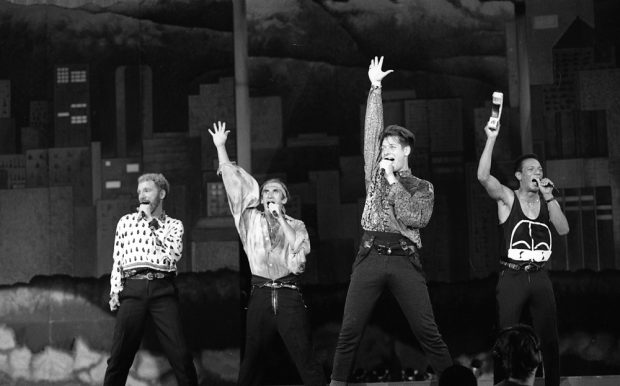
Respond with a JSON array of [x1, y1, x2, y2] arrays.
[[545, 197, 556, 203], [371, 84, 381, 90]]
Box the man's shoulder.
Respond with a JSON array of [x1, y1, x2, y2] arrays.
[[401, 174, 433, 191], [284, 214, 305, 227], [164, 215, 183, 227], [118, 213, 138, 223]]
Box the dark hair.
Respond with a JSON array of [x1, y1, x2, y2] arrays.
[[513, 153, 540, 173], [438, 364, 477, 386], [379, 125, 416, 150], [493, 324, 541, 381]]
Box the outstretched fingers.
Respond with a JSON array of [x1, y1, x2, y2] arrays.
[[208, 121, 228, 136]]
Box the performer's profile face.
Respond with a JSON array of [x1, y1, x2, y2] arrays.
[[137, 180, 165, 212], [261, 182, 288, 207], [516, 158, 543, 190], [381, 135, 410, 172]]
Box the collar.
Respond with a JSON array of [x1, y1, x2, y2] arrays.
[[136, 211, 167, 223], [395, 169, 412, 178]]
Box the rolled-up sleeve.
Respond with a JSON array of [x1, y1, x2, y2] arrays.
[[286, 219, 310, 274], [387, 179, 434, 228], [218, 162, 260, 240]]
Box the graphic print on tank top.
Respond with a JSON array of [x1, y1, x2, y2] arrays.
[[507, 219, 552, 262]]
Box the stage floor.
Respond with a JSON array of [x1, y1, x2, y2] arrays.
[[307, 375, 620, 386]]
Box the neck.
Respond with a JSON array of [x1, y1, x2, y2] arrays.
[[152, 203, 163, 219], [518, 188, 538, 199], [508, 370, 536, 385]]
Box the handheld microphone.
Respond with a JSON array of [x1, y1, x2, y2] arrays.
[[267, 202, 279, 218], [533, 179, 555, 189], [138, 201, 150, 219]]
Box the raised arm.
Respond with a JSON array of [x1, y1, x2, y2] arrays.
[[477, 120, 512, 206], [363, 56, 393, 188], [210, 121, 260, 239]]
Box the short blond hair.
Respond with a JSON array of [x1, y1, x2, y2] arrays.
[[138, 173, 170, 195]]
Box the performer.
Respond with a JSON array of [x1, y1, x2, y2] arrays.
[[209, 121, 325, 386], [104, 173, 197, 385], [477, 119, 569, 386], [493, 325, 542, 386], [330, 56, 453, 385]]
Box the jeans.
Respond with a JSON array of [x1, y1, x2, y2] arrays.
[[104, 277, 197, 386], [331, 233, 452, 383], [495, 268, 560, 386], [238, 285, 325, 386]]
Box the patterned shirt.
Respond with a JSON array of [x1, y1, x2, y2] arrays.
[[360, 86, 434, 248], [218, 163, 309, 279], [109, 212, 183, 296]]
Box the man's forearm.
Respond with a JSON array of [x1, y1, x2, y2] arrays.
[[216, 144, 231, 165], [477, 137, 496, 181]]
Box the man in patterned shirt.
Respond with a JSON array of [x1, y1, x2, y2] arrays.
[[209, 121, 325, 386], [104, 173, 197, 386], [330, 57, 453, 385]]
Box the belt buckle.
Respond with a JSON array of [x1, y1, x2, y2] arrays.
[[145, 272, 155, 280], [376, 245, 391, 255], [523, 264, 537, 272]]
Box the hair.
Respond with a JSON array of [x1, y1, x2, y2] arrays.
[[137, 173, 170, 195], [379, 124, 416, 151], [493, 324, 542, 381], [260, 178, 290, 202], [513, 153, 540, 173], [438, 364, 477, 386]]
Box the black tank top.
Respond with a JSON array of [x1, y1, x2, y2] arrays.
[[499, 191, 553, 262]]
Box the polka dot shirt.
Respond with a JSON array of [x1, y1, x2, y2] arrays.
[[109, 212, 183, 296]]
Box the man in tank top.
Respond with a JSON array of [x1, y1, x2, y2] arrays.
[[477, 120, 569, 386]]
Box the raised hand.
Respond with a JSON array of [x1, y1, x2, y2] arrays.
[[368, 56, 394, 87], [208, 121, 229, 147], [483, 119, 500, 139]]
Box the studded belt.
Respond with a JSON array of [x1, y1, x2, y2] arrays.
[[124, 270, 174, 280], [500, 260, 545, 273]]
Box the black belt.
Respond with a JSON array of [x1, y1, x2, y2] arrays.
[[500, 260, 545, 273], [372, 241, 417, 256], [254, 281, 300, 290], [251, 277, 301, 315], [124, 269, 174, 280]]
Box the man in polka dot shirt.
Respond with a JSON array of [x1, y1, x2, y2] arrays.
[[104, 173, 197, 386]]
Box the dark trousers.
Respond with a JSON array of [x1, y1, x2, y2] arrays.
[[495, 268, 559, 386], [238, 286, 325, 386], [331, 246, 453, 382], [104, 278, 198, 386]]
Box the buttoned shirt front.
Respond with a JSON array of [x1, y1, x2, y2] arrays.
[[360, 87, 434, 248], [219, 163, 309, 279], [109, 212, 183, 296]]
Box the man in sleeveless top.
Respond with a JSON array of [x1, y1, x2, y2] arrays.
[[477, 120, 569, 386]]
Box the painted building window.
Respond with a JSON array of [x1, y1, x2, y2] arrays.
[[70, 70, 87, 83], [71, 115, 88, 124], [551, 186, 614, 271], [56, 67, 69, 84]]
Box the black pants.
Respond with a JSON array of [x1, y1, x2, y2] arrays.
[[104, 277, 198, 386], [238, 286, 325, 386], [495, 268, 559, 386], [331, 236, 453, 382]]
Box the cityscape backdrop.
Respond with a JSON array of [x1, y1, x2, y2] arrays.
[[0, 0, 619, 384]]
